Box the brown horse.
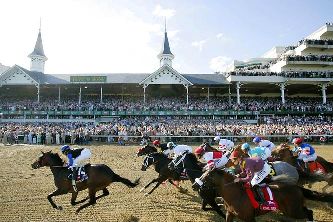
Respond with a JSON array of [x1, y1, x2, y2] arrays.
[[202, 169, 322, 222], [31, 151, 140, 213], [272, 143, 333, 193]]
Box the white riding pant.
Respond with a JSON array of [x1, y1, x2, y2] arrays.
[[298, 153, 317, 162], [261, 148, 272, 161], [251, 162, 271, 186], [73, 148, 92, 167], [214, 156, 229, 168]]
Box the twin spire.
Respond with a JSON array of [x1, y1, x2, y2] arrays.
[[157, 19, 174, 67], [28, 19, 47, 73]]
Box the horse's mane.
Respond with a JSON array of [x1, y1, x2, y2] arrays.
[[49, 152, 65, 165], [184, 153, 202, 169]]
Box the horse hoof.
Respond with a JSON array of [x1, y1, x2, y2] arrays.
[[139, 188, 145, 192], [57, 206, 63, 210]]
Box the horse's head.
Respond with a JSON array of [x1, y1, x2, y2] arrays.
[[137, 144, 157, 157], [272, 143, 294, 160], [141, 153, 158, 171], [31, 151, 64, 169]]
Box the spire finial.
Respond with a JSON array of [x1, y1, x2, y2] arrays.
[[39, 17, 42, 32], [164, 17, 167, 32]]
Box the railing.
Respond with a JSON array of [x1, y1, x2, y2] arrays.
[[3, 134, 332, 146]]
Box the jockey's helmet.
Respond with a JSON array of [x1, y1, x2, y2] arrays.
[[153, 140, 160, 146], [253, 136, 261, 143], [194, 146, 205, 155], [167, 142, 175, 149], [293, 137, 303, 145], [230, 150, 240, 159], [214, 136, 220, 141], [241, 143, 250, 151], [61, 145, 70, 153]]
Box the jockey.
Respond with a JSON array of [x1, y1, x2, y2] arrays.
[[241, 143, 272, 161], [214, 136, 234, 153], [252, 136, 275, 151], [61, 145, 91, 190], [292, 137, 317, 164], [152, 139, 168, 152], [231, 150, 277, 210], [193, 144, 231, 187], [163, 142, 192, 158]]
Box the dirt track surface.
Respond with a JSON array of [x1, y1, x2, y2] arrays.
[[0, 144, 332, 222]]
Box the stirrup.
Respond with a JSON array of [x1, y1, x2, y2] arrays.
[[72, 179, 78, 192]]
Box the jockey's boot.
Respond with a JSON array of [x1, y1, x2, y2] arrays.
[[253, 185, 265, 204], [70, 167, 78, 192]]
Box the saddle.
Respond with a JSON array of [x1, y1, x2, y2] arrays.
[[68, 164, 89, 182], [297, 161, 326, 174]]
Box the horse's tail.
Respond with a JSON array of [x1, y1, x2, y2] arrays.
[[113, 173, 140, 188], [300, 187, 333, 203]]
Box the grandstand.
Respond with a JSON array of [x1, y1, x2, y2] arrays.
[[0, 23, 332, 140]]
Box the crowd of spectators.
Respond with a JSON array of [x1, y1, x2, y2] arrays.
[[227, 70, 333, 78], [283, 55, 333, 62], [0, 115, 332, 145], [298, 39, 333, 46], [0, 97, 332, 112]]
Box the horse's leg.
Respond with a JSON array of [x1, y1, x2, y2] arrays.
[[47, 189, 68, 210], [95, 188, 110, 201], [225, 211, 236, 222], [303, 207, 313, 221], [201, 198, 226, 218], [146, 178, 165, 195], [71, 192, 90, 205], [168, 179, 187, 193], [75, 189, 97, 213], [140, 178, 158, 192]]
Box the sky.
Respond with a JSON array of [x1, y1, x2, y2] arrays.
[[0, 0, 332, 74]]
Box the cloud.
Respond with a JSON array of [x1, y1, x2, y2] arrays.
[[209, 56, 232, 72], [216, 33, 224, 39], [191, 40, 207, 51], [153, 5, 176, 18]]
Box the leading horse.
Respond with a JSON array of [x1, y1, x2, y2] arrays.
[[31, 151, 140, 213]]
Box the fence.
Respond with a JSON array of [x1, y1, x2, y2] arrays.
[[3, 134, 332, 146]]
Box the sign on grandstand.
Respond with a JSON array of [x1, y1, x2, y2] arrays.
[[70, 76, 107, 83]]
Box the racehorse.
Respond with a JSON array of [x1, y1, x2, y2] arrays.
[[31, 151, 140, 213], [200, 168, 333, 222], [272, 143, 333, 192], [140, 152, 187, 195], [170, 152, 226, 218], [137, 144, 158, 157]]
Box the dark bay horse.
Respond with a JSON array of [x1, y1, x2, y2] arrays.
[[171, 152, 226, 219], [272, 144, 333, 192], [201, 169, 321, 222], [31, 151, 140, 213], [140, 152, 187, 195]]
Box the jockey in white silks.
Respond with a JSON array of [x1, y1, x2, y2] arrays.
[[252, 136, 275, 151], [214, 136, 234, 153], [163, 142, 192, 158]]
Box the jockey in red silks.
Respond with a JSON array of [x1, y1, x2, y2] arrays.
[[231, 150, 277, 211], [214, 136, 234, 153], [193, 144, 231, 187], [152, 139, 168, 152]]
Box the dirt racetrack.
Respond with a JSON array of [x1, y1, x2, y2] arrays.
[[0, 144, 332, 222]]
